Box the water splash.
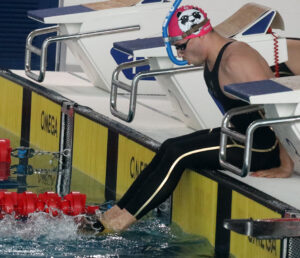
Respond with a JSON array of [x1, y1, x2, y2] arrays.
[[0, 214, 214, 257], [0, 212, 78, 241]]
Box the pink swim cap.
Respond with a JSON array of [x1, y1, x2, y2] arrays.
[[168, 5, 212, 44]]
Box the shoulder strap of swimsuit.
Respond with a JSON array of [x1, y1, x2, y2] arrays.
[[212, 41, 233, 73]]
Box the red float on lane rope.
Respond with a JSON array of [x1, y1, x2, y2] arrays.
[[0, 139, 12, 181], [0, 191, 99, 219]]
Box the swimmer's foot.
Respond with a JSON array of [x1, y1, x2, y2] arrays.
[[77, 214, 113, 236]]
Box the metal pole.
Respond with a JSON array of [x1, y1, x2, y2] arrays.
[[56, 101, 74, 197]]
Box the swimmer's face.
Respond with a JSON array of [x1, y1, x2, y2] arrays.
[[174, 39, 191, 51], [175, 37, 205, 65]]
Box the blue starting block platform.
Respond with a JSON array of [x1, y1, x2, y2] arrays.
[[28, 5, 93, 22], [28, 0, 163, 23], [224, 76, 300, 104], [113, 37, 164, 55]]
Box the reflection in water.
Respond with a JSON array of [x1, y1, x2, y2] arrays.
[[0, 125, 73, 195], [2, 149, 59, 193]]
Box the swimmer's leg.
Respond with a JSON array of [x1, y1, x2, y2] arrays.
[[102, 129, 223, 231]]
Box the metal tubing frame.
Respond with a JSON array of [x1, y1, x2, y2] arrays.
[[110, 60, 203, 122], [220, 105, 300, 177], [220, 105, 264, 176], [25, 25, 140, 82]]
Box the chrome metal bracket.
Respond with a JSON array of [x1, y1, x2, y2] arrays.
[[224, 212, 300, 239], [219, 105, 300, 177], [56, 101, 75, 197], [25, 25, 140, 82], [110, 60, 202, 122]]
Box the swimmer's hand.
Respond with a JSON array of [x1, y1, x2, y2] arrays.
[[251, 142, 294, 178], [251, 167, 293, 178]]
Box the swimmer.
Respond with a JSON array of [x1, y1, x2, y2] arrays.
[[79, 5, 294, 234]]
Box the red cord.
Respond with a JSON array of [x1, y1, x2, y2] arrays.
[[268, 27, 280, 78]]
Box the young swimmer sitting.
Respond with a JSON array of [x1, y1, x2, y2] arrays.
[[79, 5, 296, 234]]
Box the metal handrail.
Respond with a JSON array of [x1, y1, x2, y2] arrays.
[[219, 105, 300, 177], [25, 25, 141, 82], [25, 25, 59, 82], [110, 60, 203, 122]]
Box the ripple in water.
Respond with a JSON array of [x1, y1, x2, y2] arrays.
[[0, 213, 215, 257]]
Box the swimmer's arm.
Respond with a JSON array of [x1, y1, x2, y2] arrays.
[[219, 45, 274, 95], [286, 39, 300, 75]]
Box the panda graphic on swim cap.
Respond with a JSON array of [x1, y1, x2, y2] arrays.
[[177, 8, 204, 34], [168, 5, 212, 42]]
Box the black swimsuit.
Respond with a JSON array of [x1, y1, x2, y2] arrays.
[[204, 42, 277, 149], [117, 42, 280, 220]]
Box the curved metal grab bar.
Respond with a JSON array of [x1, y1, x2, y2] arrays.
[[25, 25, 140, 82], [219, 105, 300, 177], [25, 26, 59, 82], [110, 60, 203, 122]]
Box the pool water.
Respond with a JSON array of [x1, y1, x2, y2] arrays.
[[0, 213, 215, 257], [0, 127, 216, 257]]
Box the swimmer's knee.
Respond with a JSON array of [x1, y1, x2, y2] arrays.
[[160, 138, 179, 152], [166, 144, 187, 162], [160, 138, 192, 161]]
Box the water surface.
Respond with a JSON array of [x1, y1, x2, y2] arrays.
[[0, 213, 215, 257]]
